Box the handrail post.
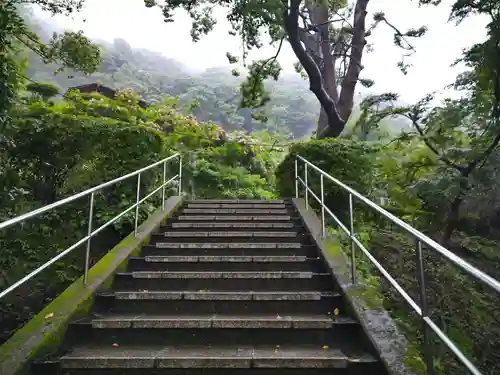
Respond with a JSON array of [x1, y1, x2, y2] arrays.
[[416, 240, 435, 375], [161, 160, 167, 210], [178, 155, 183, 195], [304, 163, 308, 210], [83, 192, 95, 285], [349, 193, 356, 285], [320, 174, 325, 238], [295, 158, 299, 198], [134, 172, 141, 237]]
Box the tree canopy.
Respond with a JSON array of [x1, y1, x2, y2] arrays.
[[142, 0, 434, 138]]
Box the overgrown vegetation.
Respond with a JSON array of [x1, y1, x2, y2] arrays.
[[0, 33, 282, 342]]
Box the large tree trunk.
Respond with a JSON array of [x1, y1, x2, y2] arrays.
[[286, 0, 369, 139], [308, 0, 341, 138]]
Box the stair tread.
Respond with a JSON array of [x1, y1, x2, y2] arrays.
[[158, 231, 299, 237], [186, 204, 288, 208], [168, 223, 296, 228], [151, 242, 304, 248], [186, 199, 286, 203], [176, 215, 294, 220], [124, 271, 328, 279], [89, 313, 353, 322], [134, 255, 314, 262], [61, 344, 377, 368], [104, 290, 340, 300]]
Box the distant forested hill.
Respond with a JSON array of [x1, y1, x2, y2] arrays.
[[21, 8, 411, 139]]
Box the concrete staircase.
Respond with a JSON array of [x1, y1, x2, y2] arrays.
[[34, 199, 388, 374]]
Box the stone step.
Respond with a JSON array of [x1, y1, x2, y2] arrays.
[[39, 369, 381, 375], [150, 236, 309, 245], [40, 369, 380, 375], [158, 231, 300, 238], [127, 256, 320, 272], [96, 298, 345, 316], [105, 290, 340, 301], [186, 203, 289, 209], [186, 199, 287, 204], [130, 271, 314, 279], [113, 272, 334, 291], [182, 209, 290, 215], [89, 314, 351, 329], [137, 255, 312, 262], [149, 242, 304, 249], [151, 237, 310, 245], [166, 222, 297, 229], [60, 345, 377, 369], [140, 244, 316, 257], [94, 291, 345, 315], [176, 215, 294, 221], [67, 324, 366, 347]]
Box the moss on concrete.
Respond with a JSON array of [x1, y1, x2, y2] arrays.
[[292, 197, 421, 375], [0, 196, 183, 375]]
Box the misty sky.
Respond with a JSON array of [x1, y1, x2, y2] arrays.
[[35, 0, 489, 103]]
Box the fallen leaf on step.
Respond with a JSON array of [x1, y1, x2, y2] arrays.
[[322, 345, 329, 350], [44, 313, 54, 319], [334, 308, 340, 316], [276, 314, 282, 320]]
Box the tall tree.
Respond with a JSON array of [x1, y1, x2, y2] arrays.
[[360, 0, 500, 244], [145, 0, 427, 138]]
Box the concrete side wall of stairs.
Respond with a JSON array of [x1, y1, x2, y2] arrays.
[[292, 198, 415, 375]]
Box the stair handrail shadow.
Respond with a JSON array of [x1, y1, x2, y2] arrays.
[[295, 154, 500, 375]]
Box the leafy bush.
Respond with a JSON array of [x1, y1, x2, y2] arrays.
[[276, 138, 378, 222]]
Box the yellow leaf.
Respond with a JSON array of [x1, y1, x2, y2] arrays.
[[44, 313, 54, 319], [322, 345, 329, 350], [334, 308, 340, 316]]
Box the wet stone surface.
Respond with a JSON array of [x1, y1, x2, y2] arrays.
[[49, 199, 387, 374]]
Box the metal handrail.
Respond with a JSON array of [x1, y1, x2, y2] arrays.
[[0, 153, 182, 300], [295, 154, 500, 375]]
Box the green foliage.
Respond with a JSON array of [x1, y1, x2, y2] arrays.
[[0, 80, 283, 344], [22, 9, 320, 138], [0, 1, 100, 126], [145, 0, 431, 137], [276, 138, 377, 221]]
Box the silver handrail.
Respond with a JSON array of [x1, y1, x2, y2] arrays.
[[295, 154, 500, 375], [0, 153, 182, 299]]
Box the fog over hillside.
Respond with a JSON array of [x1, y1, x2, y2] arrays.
[[23, 8, 411, 139]]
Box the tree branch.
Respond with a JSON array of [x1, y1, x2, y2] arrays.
[[405, 113, 466, 173], [337, 0, 369, 121]]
